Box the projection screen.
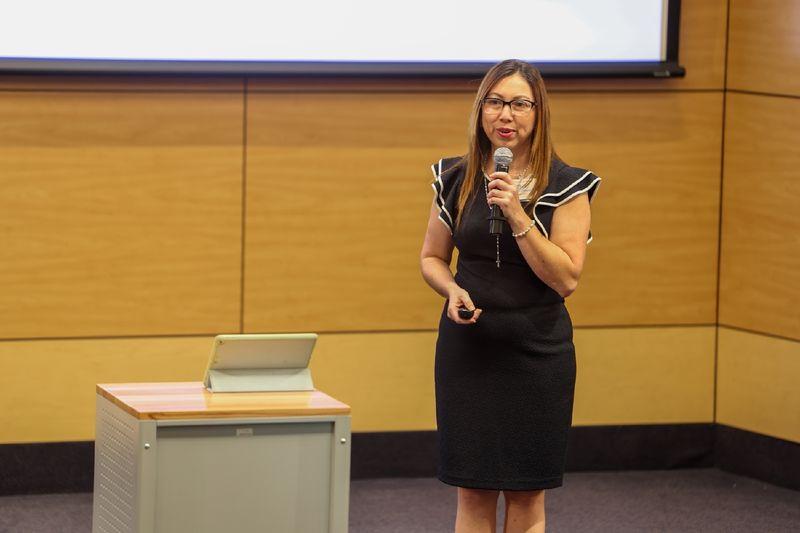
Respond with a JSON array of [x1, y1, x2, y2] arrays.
[[0, 0, 684, 77]]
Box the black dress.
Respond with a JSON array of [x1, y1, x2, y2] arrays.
[[430, 156, 601, 491]]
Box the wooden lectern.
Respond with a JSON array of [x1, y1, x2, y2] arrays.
[[91, 382, 351, 533]]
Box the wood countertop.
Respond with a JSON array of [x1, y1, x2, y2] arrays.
[[97, 382, 351, 420]]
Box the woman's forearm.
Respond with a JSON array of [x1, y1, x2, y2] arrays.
[[420, 256, 459, 299], [508, 214, 579, 298]]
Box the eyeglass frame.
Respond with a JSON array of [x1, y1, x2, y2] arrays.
[[481, 97, 537, 115]]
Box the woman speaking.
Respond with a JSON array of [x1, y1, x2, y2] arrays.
[[420, 59, 601, 533]]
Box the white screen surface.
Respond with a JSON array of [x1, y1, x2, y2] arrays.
[[2, 0, 668, 63]]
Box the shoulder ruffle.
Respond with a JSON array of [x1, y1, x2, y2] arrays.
[[532, 164, 601, 243], [430, 157, 463, 235]]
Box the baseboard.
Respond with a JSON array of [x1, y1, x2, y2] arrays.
[[1, 423, 796, 495], [351, 430, 438, 479], [565, 423, 715, 471], [0, 441, 93, 496], [352, 424, 716, 480], [715, 424, 800, 491]]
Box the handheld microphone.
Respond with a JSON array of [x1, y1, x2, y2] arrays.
[[489, 147, 513, 235]]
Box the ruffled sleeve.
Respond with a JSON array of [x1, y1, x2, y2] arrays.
[[532, 164, 601, 243], [430, 157, 463, 235]]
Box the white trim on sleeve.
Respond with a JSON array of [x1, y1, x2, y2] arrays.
[[532, 171, 601, 242], [430, 158, 454, 234]]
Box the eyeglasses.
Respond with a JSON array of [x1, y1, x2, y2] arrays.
[[482, 97, 536, 115]]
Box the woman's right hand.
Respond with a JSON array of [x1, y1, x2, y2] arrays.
[[446, 286, 482, 324]]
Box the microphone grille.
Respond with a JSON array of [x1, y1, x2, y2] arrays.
[[493, 147, 513, 166]]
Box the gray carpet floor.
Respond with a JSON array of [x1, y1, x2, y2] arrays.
[[1, 469, 798, 532]]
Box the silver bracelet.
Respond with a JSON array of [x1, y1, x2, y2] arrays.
[[511, 219, 536, 238]]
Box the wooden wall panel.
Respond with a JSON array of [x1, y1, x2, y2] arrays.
[[552, 91, 722, 326], [717, 327, 800, 444], [0, 92, 243, 338], [244, 92, 470, 333], [309, 332, 438, 432], [245, 91, 722, 332], [728, 0, 800, 97], [316, 327, 717, 431], [0, 336, 213, 444], [0, 327, 715, 443], [719, 93, 800, 340], [572, 326, 716, 425]]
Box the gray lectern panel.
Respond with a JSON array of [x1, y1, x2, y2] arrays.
[[154, 422, 333, 533], [93, 398, 139, 533]]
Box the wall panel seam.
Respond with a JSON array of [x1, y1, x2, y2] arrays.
[[239, 79, 248, 334], [714, 0, 734, 425], [0, 324, 719, 344], [718, 324, 800, 345], [727, 88, 800, 101]]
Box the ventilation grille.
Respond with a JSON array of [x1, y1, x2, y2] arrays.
[[94, 401, 137, 533]]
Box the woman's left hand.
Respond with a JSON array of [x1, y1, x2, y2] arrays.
[[486, 171, 526, 222]]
